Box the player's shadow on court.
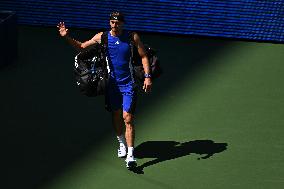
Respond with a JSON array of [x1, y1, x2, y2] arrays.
[[132, 140, 228, 174]]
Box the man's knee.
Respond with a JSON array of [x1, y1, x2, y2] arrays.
[[113, 109, 122, 119], [123, 112, 134, 126], [112, 109, 124, 126], [113, 109, 122, 115]]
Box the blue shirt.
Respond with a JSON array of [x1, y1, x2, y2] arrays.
[[107, 31, 133, 85]]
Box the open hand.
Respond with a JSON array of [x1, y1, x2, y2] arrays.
[[143, 78, 152, 93], [57, 22, 68, 37]]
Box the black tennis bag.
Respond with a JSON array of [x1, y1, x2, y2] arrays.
[[131, 43, 162, 83], [74, 43, 108, 97]]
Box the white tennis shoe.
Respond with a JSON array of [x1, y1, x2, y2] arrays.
[[117, 143, 127, 158], [125, 156, 137, 169]]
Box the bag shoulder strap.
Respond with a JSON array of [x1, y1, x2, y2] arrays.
[[128, 31, 134, 44], [101, 31, 108, 48], [127, 31, 136, 63]]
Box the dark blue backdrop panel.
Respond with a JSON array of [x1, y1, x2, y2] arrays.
[[1, 0, 284, 42]]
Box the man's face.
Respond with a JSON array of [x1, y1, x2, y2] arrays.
[[110, 20, 124, 32]]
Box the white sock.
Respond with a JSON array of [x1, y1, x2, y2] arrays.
[[127, 147, 134, 157], [117, 135, 126, 146]]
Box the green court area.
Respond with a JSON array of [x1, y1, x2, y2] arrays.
[[1, 26, 284, 189]]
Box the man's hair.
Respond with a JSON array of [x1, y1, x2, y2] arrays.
[[109, 11, 125, 22]]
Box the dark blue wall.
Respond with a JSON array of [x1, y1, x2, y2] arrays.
[[1, 0, 284, 42]]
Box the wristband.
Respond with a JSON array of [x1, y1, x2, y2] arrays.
[[144, 73, 152, 78]]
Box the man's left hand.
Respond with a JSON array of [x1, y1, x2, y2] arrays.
[[143, 78, 152, 93]]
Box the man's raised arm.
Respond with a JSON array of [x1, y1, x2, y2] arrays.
[[57, 22, 102, 51]]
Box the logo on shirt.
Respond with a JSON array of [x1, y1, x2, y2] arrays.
[[115, 41, 120, 45]]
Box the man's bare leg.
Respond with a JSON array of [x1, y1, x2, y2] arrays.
[[123, 111, 137, 169], [112, 109, 124, 136], [112, 109, 127, 157], [123, 111, 135, 148]]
